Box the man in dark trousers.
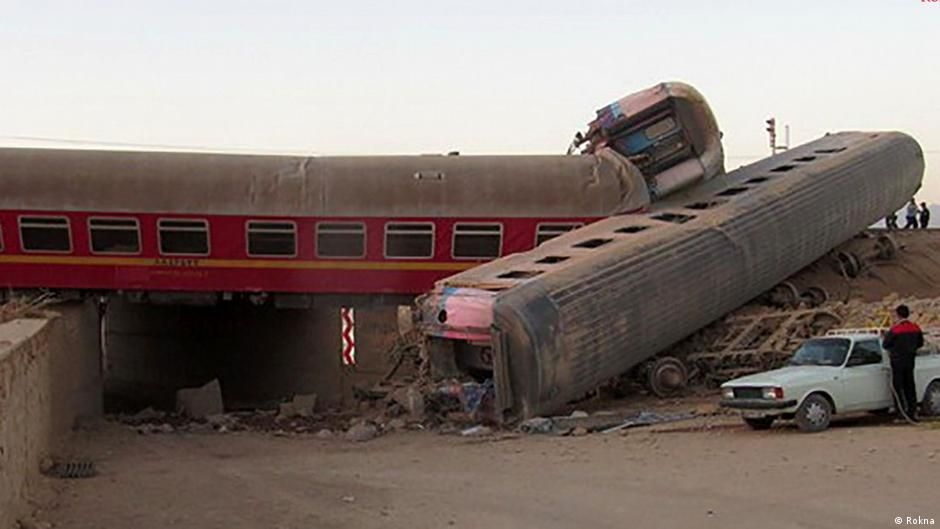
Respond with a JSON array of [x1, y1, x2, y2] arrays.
[[919, 202, 930, 229], [882, 304, 924, 421], [904, 199, 919, 229]]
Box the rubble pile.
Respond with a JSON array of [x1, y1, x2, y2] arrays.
[[833, 294, 940, 329], [0, 293, 55, 324]]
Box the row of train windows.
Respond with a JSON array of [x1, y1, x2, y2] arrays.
[[0, 217, 582, 259]]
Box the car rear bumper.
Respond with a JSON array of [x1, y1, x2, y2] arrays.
[[720, 398, 798, 410]]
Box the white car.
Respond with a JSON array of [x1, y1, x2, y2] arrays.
[[719, 328, 940, 432]]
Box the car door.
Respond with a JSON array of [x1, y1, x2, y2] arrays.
[[839, 339, 892, 411]]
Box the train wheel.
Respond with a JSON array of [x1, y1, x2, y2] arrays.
[[875, 234, 898, 260], [646, 357, 688, 398], [800, 286, 829, 307], [768, 282, 800, 308], [836, 251, 861, 278]]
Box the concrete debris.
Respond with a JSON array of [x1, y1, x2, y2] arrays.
[[519, 410, 698, 435], [43, 460, 97, 479], [460, 425, 492, 437], [569, 410, 589, 418], [390, 386, 425, 420], [206, 413, 238, 429], [16, 520, 54, 529], [345, 423, 379, 442], [134, 423, 175, 435], [518, 417, 555, 435], [346, 421, 376, 441], [278, 393, 318, 419], [130, 407, 166, 422], [175, 379, 224, 419], [315, 428, 335, 440], [386, 418, 407, 431]]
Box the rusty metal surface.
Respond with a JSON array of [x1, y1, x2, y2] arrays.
[[0, 148, 647, 218], [453, 131, 924, 420]]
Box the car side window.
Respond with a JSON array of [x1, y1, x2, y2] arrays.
[[846, 340, 883, 366]]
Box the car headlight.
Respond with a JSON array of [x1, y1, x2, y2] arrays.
[[762, 387, 784, 400], [722, 387, 735, 399]]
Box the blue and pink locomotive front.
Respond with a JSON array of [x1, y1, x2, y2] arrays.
[[415, 81, 725, 366]]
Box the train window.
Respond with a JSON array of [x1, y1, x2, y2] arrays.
[[158, 219, 210, 256], [794, 156, 817, 162], [573, 238, 612, 249], [770, 165, 796, 173], [385, 222, 434, 259], [715, 186, 750, 197], [615, 225, 650, 233], [498, 270, 543, 279], [247, 221, 296, 257], [19, 216, 72, 253], [744, 177, 770, 184], [536, 223, 583, 246], [814, 147, 846, 154], [651, 212, 695, 224], [316, 222, 365, 258], [535, 255, 570, 264], [453, 223, 502, 259], [89, 218, 141, 254], [644, 116, 677, 140]]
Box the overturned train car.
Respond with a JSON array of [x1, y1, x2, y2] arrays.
[[417, 131, 925, 421]]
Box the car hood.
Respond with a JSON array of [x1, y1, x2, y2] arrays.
[[722, 365, 839, 388]]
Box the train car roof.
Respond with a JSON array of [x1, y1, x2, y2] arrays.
[[0, 147, 649, 218]]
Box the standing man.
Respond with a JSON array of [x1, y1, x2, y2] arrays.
[[904, 199, 919, 229], [882, 304, 924, 421], [919, 202, 930, 229]]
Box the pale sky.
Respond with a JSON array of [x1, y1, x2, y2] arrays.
[[1, 1, 938, 200]]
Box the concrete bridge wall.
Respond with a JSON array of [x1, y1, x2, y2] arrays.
[[0, 301, 102, 528]]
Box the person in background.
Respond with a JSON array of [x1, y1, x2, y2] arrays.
[[882, 304, 924, 422], [885, 212, 899, 230], [919, 202, 930, 229], [904, 198, 919, 229]]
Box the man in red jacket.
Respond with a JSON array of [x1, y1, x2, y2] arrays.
[[882, 305, 924, 421]]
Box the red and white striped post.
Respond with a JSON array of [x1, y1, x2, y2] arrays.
[[340, 307, 356, 366]]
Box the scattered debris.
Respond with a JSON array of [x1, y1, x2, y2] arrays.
[[519, 410, 698, 436], [390, 386, 425, 420], [0, 293, 56, 324], [16, 519, 54, 529], [460, 425, 492, 437], [129, 407, 165, 422], [42, 460, 97, 479], [345, 423, 379, 442], [315, 428, 335, 440], [277, 393, 319, 419], [176, 379, 224, 419]]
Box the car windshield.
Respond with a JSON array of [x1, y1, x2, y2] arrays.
[[788, 337, 851, 366]]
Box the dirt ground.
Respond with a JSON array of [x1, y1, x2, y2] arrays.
[[28, 413, 940, 529]]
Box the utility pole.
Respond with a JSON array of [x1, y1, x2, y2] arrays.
[[766, 118, 776, 156], [766, 117, 790, 156]]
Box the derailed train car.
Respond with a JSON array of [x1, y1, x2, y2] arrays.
[[0, 82, 721, 300], [417, 131, 925, 421]]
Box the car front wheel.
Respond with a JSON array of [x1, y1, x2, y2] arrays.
[[743, 416, 775, 430], [922, 380, 940, 417], [795, 394, 832, 432]]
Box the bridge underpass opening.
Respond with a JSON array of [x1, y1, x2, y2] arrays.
[[100, 296, 412, 413]]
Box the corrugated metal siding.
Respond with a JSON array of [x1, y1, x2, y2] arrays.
[[493, 131, 924, 419]]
